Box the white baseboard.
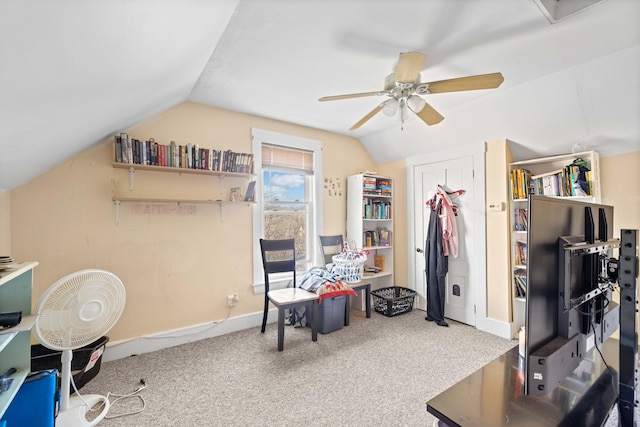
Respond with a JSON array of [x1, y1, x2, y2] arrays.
[[476, 316, 514, 340], [103, 309, 272, 362], [103, 309, 516, 362]]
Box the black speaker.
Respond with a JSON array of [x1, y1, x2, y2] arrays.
[[0, 311, 22, 328]]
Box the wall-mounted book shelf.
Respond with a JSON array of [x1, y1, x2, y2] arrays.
[[112, 162, 255, 193], [111, 135, 257, 223], [110, 194, 254, 223], [111, 163, 256, 223]]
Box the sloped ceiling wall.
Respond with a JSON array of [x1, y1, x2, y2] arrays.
[[0, 1, 238, 192], [1, 0, 638, 193]]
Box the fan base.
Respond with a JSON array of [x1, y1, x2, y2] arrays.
[[57, 394, 110, 427]]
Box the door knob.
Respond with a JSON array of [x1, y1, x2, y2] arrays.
[[416, 248, 424, 253]]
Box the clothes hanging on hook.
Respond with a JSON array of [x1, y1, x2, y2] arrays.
[[442, 185, 465, 201], [424, 185, 464, 327], [424, 198, 448, 327], [425, 185, 463, 258], [425, 185, 464, 209]]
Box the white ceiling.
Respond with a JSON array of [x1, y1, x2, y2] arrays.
[[1, 0, 639, 192]]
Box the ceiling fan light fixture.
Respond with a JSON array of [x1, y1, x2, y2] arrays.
[[382, 98, 399, 117], [407, 95, 426, 113], [319, 51, 503, 131]]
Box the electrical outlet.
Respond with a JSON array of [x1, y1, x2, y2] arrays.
[[227, 293, 239, 307]]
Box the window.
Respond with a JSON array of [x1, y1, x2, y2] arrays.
[[251, 129, 323, 293]]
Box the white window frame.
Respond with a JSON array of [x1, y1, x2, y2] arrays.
[[251, 128, 323, 294]]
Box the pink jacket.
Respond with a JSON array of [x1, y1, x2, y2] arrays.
[[434, 187, 459, 258]]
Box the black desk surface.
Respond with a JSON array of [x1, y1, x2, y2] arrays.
[[427, 339, 620, 427]]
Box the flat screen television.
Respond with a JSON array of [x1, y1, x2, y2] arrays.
[[524, 195, 619, 395]]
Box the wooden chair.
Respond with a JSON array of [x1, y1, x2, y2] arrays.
[[319, 234, 344, 266], [259, 238, 318, 351]]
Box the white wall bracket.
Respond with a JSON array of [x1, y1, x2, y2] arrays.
[[128, 167, 135, 191], [114, 200, 121, 225]]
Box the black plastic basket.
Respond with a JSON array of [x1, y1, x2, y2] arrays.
[[31, 336, 108, 391], [371, 287, 416, 317]]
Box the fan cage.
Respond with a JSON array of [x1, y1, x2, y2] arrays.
[[34, 269, 125, 351]]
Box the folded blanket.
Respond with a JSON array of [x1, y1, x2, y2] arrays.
[[316, 281, 356, 303]]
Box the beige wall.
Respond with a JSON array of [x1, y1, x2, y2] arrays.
[[600, 150, 640, 333], [0, 192, 10, 255], [600, 150, 640, 237], [10, 102, 380, 343], [8, 98, 639, 344], [485, 140, 513, 322]]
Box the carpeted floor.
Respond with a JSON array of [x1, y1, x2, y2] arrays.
[[78, 307, 639, 426], [80, 308, 516, 426]]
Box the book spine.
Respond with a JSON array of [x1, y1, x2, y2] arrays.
[[114, 136, 122, 163]]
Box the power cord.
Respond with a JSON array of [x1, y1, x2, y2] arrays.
[[103, 378, 147, 419], [62, 373, 147, 420], [87, 378, 148, 419]]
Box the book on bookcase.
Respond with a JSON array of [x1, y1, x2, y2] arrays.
[[374, 255, 385, 272], [510, 168, 531, 200], [379, 228, 391, 246]]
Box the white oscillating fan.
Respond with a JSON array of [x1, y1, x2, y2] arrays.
[[34, 269, 126, 427]]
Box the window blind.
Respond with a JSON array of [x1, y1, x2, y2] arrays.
[[262, 144, 313, 174]]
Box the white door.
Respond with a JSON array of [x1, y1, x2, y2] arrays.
[[412, 157, 475, 326]]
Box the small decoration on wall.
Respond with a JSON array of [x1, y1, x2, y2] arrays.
[[324, 177, 343, 197]]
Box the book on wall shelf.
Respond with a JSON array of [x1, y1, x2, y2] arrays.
[[230, 187, 243, 202], [244, 181, 256, 202], [113, 133, 254, 174]]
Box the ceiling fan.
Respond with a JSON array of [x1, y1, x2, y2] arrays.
[[319, 52, 504, 131]]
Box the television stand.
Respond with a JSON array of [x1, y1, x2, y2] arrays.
[[427, 228, 637, 426], [426, 340, 622, 426]]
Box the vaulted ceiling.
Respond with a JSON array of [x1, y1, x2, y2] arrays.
[[1, 0, 638, 192]]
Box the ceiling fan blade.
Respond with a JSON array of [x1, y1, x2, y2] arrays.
[[349, 103, 385, 131], [425, 72, 504, 94], [395, 52, 426, 84], [319, 91, 388, 102], [412, 100, 444, 126]]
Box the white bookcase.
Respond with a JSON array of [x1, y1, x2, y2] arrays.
[[508, 151, 600, 328], [0, 262, 38, 418], [347, 174, 394, 305]]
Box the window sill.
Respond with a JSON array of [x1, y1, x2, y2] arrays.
[[252, 275, 296, 294]]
